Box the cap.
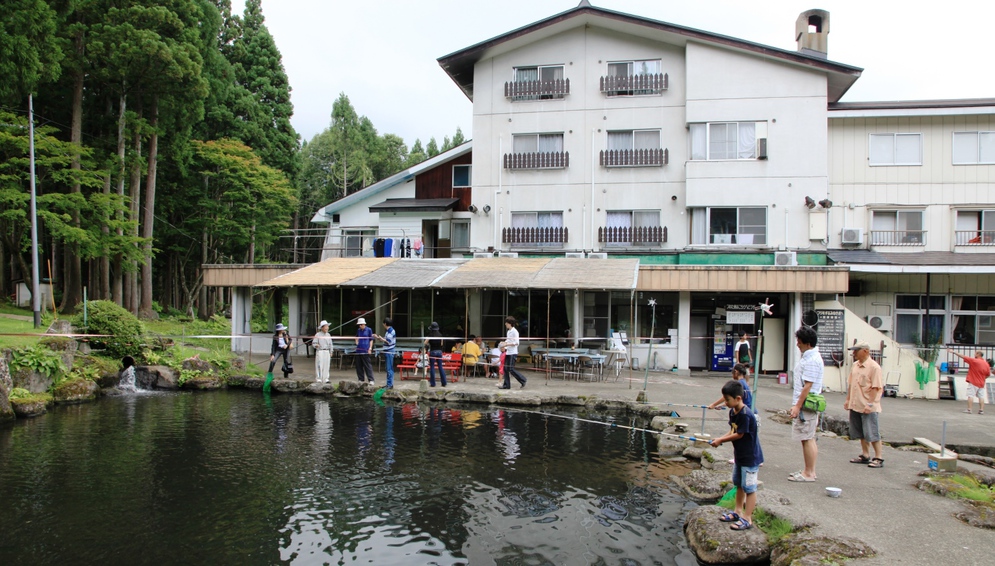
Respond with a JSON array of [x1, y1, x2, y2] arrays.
[[275, 323, 286, 331], [848, 341, 870, 351], [357, 318, 367, 325], [319, 320, 329, 328]]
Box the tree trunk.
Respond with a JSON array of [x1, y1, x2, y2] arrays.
[[248, 223, 256, 264], [127, 102, 143, 314], [60, 68, 85, 314], [139, 95, 158, 319], [113, 92, 127, 306]]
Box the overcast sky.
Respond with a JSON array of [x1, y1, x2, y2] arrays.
[[233, 0, 995, 148]]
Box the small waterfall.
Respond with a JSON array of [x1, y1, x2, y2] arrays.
[[119, 366, 137, 392]]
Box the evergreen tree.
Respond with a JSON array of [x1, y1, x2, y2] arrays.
[[405, 138, 427, 166], [426, 137, 439, 157]]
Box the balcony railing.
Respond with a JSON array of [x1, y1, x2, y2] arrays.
[[504, 78, 570, 100], [600, 73, 668, 96], [955, 230, 995, 245], [502, 226, 568, 246], [598, 226, 667, 246], [503, 151, 569, 170], [870, 230, 926, 246], [600, 148, 668, 167]]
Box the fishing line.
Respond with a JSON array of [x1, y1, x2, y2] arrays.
[[512, 408, 711, 443]]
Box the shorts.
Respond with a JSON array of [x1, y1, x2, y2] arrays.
[[967, 383, 987, 402], [732, 464, 760, 495], [848, 410, 881, 442], [792, 409, 819, 441]]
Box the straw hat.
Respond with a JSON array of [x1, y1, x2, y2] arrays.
[[275, 323, 286, 331]]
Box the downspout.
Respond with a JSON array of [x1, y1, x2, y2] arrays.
[[591, 128, 597, 251], [496, 136, 502, 250]]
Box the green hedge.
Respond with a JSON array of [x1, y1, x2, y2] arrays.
[[73, 300, 145, 358]]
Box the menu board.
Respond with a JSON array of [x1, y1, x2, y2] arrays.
[[815, 309, 845, 366]]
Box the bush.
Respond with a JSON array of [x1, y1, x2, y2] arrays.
[[10, 345, 67, 379], [73, 300, 145, 358]]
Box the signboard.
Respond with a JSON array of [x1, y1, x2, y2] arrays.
[[815, 309, 845, 367], [726, 311, 755, 325]]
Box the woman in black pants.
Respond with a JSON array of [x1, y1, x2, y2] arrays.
[[424, 321, 447, 387], [268, 323, 294, 377]]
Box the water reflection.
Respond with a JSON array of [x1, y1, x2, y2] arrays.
[[0, 391, 696, 565]]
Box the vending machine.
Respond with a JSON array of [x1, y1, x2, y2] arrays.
[[710, 317, 735, 371]]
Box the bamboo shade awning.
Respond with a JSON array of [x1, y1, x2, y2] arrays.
[[432, 257, 552, 289], [258, 258, 397, 287], [637, 265, 849, 293], [532, 258, 639, 290], [347, 259, 466, 288]]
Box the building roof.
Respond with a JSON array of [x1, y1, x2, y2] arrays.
[[368, 198, 460, 213], [310, 142, 472, 223], [438, 3, 862, 102], [828, 250, 995, 274], [828, 98, 995, 118], [256, 257, 641, 290]]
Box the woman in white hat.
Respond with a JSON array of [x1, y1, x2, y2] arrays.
[[268, 323, 294, 378], [314, 320, 333, 383]]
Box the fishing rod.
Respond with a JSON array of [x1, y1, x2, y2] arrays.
[[513, 408, 712, 444]]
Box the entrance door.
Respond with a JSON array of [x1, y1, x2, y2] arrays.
[[690, 316, 709, 368]]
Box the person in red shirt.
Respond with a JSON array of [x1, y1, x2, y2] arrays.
[[951, 350, 992, 414]]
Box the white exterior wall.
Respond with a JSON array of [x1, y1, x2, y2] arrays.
[[828, 113, 995, 251], [321, 179, 416, 259], [685, 43, 830, 251], [469, 26, 830, 253]]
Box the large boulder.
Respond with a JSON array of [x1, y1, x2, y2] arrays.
[[182, 356, 218, 374], [12, 367, 54, 394], [271, 378, 304, 393], [954, 500, 995, 530], [672, 469, 731, 503], [0, 358, 14, 423], [135, 365, 179, 389], [52, 378, 100, 404], [769, 533, 875, 566], [684, 505, 770, 565], [182, 375, 224, 390]]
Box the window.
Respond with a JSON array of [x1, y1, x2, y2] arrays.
[[453, 165, 471, 188], [605, 59, 663, 96], [869, 133, 921, 166], [513, 133, 564, 153], [956, 210, 995, 245], [871, 210, 924, 245], [604, 210, 661, 246], [607, 129, 661, 151], [952, 296, 995, 345], [895, 294, 945, 345], [343, 229, 376, 257], [511, 211, 564, 246], [690, 207, 766, 245], [689, 122, 758, 160], [451, 220, 470, 249], [953, 132, 995, 164], [511, 65, 566, 100]]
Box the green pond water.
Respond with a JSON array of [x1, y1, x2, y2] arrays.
[[0, 390, 698, 565]]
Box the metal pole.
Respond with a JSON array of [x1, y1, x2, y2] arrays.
[[642, 299, 657, 390], [701, 406, 707, 435], [28, 93, 41, 328]]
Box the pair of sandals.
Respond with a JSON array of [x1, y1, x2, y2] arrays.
[[719, 512, 752, 531], [850, 455, 884, 467], [787, 471, 816, 482]]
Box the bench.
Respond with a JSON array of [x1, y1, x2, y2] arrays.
[[441, 353, 462, 381], [397, 351, 423, 380]]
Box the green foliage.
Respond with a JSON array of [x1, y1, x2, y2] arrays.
[[9, 387, 32, 400], [68, 364, 102, 383], [0, 0, 63, 100], [73, 300, 145, 358], [142, 349, 165, 365], [178, 369, 201, 387], [9, 345, 66, 379], [718, 499, 794, 543]]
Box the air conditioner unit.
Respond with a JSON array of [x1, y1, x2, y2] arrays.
[[473, 252, 493, 258], [497, 252, 518, 258], [774, 251, 797, 266], [865, 315, 892, 332], [587, 252, 608, 259], [564, 252, 585, 259], [841, 228, 864, 245]]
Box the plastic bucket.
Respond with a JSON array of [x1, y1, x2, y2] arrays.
[[778, 372, 788, 385]]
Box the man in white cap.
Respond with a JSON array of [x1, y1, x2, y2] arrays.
[[314, 320, 333, 384], [843, 341, 884, 468], [355, 317, 375, 385]]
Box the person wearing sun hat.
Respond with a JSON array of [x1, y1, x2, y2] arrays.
[[424, 321, 447, 387], [268, 323, 294, 378], [314, 320, 333, 384], [844, 341, 884, 468], [355, 317, 375, 385]]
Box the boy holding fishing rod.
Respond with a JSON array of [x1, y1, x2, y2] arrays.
[[709, 380, 763, 531]]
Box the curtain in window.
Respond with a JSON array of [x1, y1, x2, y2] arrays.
[[895, 134, 920, 164], [607, 62, 629, 78], [982, 133, 995, 163], [690, 124, 707, 160], [634, 211, 659, 228], [515, 67, 538, 82], [512, 213, 532, 228], [869, 134, 894, 165], [953, 132, 977, 164], [634, 130, 660, 150], [709, 123, 736, 159], [538, 212, 563, 228], [539, 66, 563, 82], [607, 132, 632, 151], [951, 296, 962, 340], [607, 211, 630, 228], [513, 135, 537, 153], [691, 208, 707, 244], [537, 134, 563, 153], [737, 122, 756, 159]]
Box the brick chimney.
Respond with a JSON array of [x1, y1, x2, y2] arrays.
[[795, 9, 829, 59]]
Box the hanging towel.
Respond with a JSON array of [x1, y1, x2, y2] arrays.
[[384, 238, 393, 257]]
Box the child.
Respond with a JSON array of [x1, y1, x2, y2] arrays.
[[708, 364, 753, 411], [709, 380, 763, 532], [415, 347, 428, 378]]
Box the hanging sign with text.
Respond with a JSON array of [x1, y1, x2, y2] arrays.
[[815, 309, 845, 366]]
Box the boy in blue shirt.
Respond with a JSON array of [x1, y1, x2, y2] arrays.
[[709, 380, 763, 531]]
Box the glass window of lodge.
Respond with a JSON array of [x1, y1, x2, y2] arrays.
[[691, 207, 766, 245], [512, 133, 564, 154], [513, 65, 566, 100], [607, 129, 661, 151], [953, 132, 995, 165], [452, 165, 471, 188], [869, 133, 922, 166], [689, 122, 758, 160]]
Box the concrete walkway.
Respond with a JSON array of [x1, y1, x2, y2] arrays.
[[252, 352, 995, 564]]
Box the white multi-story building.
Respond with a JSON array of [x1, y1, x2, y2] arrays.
[[207, 4, 994, 398]]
